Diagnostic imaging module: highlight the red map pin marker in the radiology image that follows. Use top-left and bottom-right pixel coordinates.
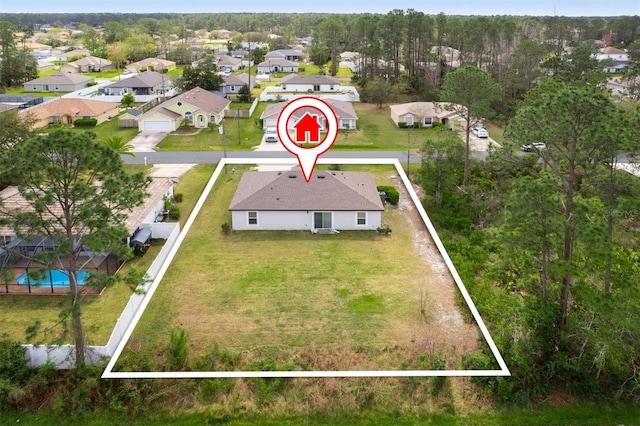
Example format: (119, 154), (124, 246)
(276, 97), (338, 182)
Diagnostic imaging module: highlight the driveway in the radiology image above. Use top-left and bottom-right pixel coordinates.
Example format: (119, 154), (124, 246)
(130, 132), (169, 152)
(253, 134), (286, 152)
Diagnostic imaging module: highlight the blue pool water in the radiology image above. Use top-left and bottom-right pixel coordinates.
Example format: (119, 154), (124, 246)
(17, 270), (90, 287)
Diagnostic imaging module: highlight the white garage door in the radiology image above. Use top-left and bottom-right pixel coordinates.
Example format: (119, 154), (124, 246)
(264, 118), (277, 128)
(142, 121), (171, 132)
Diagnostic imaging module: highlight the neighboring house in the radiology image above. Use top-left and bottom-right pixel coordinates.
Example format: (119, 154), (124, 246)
(126, 58), (176, 73)
(37, 60), (56, 72)
(216, 55), (243, 73)
(296, 36), (315, 45)
(260, 98), (358, 130)
(389, 102), (465, 129)
(103, 71), (170, 95)
(61, 56), (114, 73)
(22, 98), (119, 128)
(607, 76), (640, 98)
(230, 49), (248, 58)
(265, 49), (305, 62)
(56, 49), (90, 62)
(595, 47), (631, 73)
(257, 58), (299, 74)
(220, 75), (248, 96)
(214, 29), (232, 39)
(24, 73), (95, 93)
(233, 73), (256, 88)
(0, 95), (43, 109)
(118, 109), (143, 128)
(280, 75), (341, 93)
(137, 87), (231, 132)
(228, 170), (384, 231)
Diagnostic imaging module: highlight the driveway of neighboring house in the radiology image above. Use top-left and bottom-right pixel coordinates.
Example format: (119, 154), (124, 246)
(465, 132), (500, 151)
(253, 134), (287, 152)
(130, 132), (169, 152)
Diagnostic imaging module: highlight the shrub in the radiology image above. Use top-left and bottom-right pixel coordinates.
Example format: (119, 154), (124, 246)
(73, 118), (98, 128)
(87, 81), (98, 87)
(167, 329), (190, 371)
(377, 224), (392, 235)
(168, 206), (181, 220)
(172, 193), (183, 203)
(221, 222), (231, 234)
(398, 122), (408, 128)
(328, 164), (341, 171)
(377, 185), (400, 205)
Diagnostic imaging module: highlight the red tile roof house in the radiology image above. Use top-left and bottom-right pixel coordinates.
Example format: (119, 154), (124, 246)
(137, 87), (230, 132)
(229, 170), (384, 231)
(260, 98), (358, 130)
(21, 98), (119, 128)
(23, 73), (95, 93)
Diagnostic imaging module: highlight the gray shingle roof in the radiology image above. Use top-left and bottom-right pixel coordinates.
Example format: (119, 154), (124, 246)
(25, 73), (94, 85)
(280, 74), (340, 85)
(105, 71), (166, 89)
(260, 99), (357, 121)
(229, 170), (384, 212)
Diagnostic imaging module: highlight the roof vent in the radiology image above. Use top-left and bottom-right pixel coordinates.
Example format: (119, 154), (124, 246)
(317, 175), (325, 179)
(288, 175), (296, 178)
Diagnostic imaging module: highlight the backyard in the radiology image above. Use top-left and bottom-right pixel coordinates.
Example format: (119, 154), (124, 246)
(0, 164), (214, 346)
(121, 165), (483, 372)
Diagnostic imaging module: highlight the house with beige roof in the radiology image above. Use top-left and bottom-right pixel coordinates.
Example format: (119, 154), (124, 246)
(389, 102), (466, 130)
(260, 98), (358, 130)
(24, 73), (95, 93)
(126, 58), (176, 73)
(61, 56), (114, 73)
(229, 170), (384, 231)
(22, 98), (119, 128)
(137, 87), (231, 132)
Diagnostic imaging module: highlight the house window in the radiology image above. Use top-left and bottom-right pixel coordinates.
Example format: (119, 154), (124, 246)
(177, 101), (183, 106)
(248, 211), (258, 226)
(230, 85), (235, 92)
(0, 236), (11, 247)
(53, 116), (61, 123)
(356, 212), (367, 226)
(405, 114), (414, 126)
(314, 211), (332, 229)
(313, 85), (320, 91)
(184, 112), (193, 122)
(340, 119), (350, 129)
(210, 115), (217, 124)
(424, 117), (432, 126)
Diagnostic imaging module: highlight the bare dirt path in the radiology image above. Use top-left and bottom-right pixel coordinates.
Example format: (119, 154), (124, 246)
(394, 179), (480, 361)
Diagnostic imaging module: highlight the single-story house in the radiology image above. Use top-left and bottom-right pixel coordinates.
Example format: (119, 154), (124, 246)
(216, 55), (243, 73)
(260, 98), (358, 130)
(0, 95), (43, 109)
(22, 98), (119, 128)
(103, 71), (170, 95)
(607, 76), (639, 98)
(230, 49), (248, 58)
(389, 102), (466, 129)
(24, 73), (95, 93)
(257, 58), (299, 74)
(126, 58), (176, 73)
(61, 56), (114, 73)
(37, 60), (56, 73)
(280, 75), (341, 93)
(118, 109), (143, 128)
(137, 87), (231, 132)
(56, 49), (90, 62)
(297, 36), (315, 45)
(229, 170), (384, 231)
(265, 49), (305, 62)
(220, 75), (248, 96)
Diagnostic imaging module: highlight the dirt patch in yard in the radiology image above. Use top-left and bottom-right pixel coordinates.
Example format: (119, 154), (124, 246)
(393, 178), (480, 360)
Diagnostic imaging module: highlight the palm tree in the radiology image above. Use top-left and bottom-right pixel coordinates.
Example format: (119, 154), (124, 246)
(100, 136), (135, 157)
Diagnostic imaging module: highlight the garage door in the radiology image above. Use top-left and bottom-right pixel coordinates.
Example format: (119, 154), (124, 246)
(265, 118), (277, 128)
(142, 121), (171, 132)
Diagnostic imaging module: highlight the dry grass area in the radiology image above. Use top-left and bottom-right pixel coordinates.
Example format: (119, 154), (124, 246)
(128, 166), (481, 371)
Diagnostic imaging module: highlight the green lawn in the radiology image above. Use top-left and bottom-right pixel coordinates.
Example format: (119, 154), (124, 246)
(157, 102), (452, 151)
(5, 86), (62, 97)
(49, 112), (140, 143)
(124, 166), (477, 371)
(82, 71), (122, 79)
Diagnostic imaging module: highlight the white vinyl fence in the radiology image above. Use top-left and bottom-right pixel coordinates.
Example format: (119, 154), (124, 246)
(23, 223), (181, 368)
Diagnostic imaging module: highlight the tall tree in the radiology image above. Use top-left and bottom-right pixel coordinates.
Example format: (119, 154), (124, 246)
(0, 130), (150, 367)
(417, 133), (464, 208)
(318, 16), (345, 76)
(440, 65), (503, 185)
(175, 54), (223, 92)
(505, 81), (618, 329)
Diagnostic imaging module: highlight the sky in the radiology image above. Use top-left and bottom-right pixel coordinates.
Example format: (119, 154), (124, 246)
(2, 0), (638, 16)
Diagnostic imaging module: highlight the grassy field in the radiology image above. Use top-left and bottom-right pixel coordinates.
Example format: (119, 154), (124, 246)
(48, 112), (140, 142)
(124, 165), (479, 371)
(0, 165), (211, 345)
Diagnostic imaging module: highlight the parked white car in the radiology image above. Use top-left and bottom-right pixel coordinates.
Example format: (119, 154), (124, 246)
(471, 127), (489, 138)
(265, 127), (278, 143)
(521, 142), (547, 152)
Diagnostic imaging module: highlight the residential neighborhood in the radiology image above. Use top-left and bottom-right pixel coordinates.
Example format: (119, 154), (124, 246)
(0, 8), (640, 425)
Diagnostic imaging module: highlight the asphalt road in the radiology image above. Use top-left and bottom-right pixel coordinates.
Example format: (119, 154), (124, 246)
(122, 150), (492, 165)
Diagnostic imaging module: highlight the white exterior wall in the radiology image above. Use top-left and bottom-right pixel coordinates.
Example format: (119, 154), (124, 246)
(232, 210), (381, 231)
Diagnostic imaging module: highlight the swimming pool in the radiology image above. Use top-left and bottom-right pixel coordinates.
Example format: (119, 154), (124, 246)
(17, 270), (90, 287)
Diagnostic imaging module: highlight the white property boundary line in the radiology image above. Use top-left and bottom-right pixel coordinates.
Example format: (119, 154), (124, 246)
(102, 158), (510, 378)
